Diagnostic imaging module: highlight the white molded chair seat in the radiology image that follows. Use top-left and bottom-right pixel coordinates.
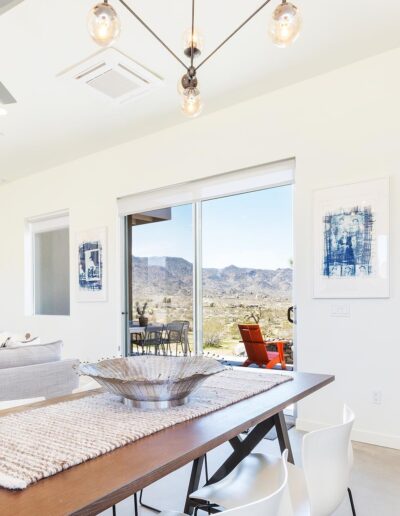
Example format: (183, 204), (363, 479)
(160, 450), (289, 516)
(189, 405), (355, 516)
(190, 453), (288, 510)
(190, 454), (310, 515)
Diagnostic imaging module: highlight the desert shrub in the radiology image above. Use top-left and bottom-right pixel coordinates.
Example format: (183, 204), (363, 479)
(203, 319), (224, 348)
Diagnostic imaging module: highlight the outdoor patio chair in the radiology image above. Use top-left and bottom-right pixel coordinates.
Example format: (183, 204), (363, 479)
(132, 325), (165, 355)
(238, 324), (286, 369)
(163, 320), (191, 356)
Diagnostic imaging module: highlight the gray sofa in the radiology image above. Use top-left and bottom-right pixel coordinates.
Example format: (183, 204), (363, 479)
(0, 341), (79, 402)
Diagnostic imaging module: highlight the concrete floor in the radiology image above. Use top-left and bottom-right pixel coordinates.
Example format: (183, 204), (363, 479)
(100, 428), (400, 516)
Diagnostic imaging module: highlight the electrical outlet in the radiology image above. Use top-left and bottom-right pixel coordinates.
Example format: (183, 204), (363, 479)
(372, 390), (382, 405)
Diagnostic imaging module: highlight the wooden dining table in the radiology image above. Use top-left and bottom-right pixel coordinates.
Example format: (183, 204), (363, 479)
(0, 370), (333, 516)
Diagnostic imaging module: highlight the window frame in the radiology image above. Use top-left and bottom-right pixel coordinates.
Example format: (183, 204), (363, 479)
(121, 160), (295, 356)
(25, 210), (70, 317)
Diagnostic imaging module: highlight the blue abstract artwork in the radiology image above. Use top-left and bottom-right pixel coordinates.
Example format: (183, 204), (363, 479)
(323, 206), (374, 278)
(79, 240), (103, 291)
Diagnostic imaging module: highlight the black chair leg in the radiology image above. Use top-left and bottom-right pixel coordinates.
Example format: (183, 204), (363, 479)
(193, 503), (219, 515)
(112, 493), (138, 516)
(348, 487), (356, 516)
(139, 489), (161, 513)
(140, 455), (209, 514)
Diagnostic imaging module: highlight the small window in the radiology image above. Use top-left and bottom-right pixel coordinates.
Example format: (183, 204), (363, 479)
(27, 213), (70, 316)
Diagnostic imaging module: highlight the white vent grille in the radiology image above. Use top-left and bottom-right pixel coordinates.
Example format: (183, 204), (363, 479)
(58, 48), (163, 104)
(88, 69), (141, 98)
(0, 0), (24, 16)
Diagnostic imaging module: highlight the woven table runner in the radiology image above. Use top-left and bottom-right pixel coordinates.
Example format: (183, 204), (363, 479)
(0, 369), (291, 490)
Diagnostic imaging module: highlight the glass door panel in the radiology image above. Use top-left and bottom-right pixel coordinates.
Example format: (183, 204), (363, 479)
(201, 186), (293, 364)
(128, 204), (193, 355)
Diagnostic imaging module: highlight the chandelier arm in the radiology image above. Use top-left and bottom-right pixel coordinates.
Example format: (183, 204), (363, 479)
(191, 0), (195, 68)
(116, 0), (188, 70)
(196, 0), (273, 71)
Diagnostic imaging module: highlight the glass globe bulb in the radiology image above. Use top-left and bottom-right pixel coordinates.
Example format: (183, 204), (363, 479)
(181, 88), (203, 118)
(183, 27), (204, 58)
(88, 2), (120, 47)
(269, 1), (301, 48)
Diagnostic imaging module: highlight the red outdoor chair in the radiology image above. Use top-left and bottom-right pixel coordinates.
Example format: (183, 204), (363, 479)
(238, 324), (286, 370)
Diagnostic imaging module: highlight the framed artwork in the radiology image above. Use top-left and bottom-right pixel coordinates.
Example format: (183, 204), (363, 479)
(76, 227), (107, 302)
(313, 178), (389, 298)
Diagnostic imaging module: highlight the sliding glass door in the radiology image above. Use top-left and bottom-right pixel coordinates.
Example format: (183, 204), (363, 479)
(125, 172), (293, 365)
(202, 186), (293, 361)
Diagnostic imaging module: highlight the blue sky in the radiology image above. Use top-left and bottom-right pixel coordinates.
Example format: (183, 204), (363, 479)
(132, 185), (293, 270)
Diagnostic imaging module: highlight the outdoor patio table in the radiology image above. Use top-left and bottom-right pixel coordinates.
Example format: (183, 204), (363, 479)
(130, 324), (165, 334)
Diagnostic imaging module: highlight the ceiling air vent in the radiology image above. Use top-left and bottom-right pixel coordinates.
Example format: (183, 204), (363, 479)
(0, 0), (24, 16)
(58, 48), (163, 104)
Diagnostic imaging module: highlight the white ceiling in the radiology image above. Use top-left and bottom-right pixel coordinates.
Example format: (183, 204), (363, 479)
(1, 0), (400, 182)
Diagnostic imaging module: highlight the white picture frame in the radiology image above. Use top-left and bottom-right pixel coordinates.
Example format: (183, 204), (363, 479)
(313, 178), (389, 299)
(76, 227), (107, 302)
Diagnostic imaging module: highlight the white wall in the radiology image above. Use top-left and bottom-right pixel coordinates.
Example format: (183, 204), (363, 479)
(1, 48), (399, 448)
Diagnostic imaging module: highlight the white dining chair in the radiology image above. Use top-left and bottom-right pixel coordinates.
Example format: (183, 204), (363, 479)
(188, 405), (356, 516)
(159, 450), (289, 516)
(298, 404), (356, 516)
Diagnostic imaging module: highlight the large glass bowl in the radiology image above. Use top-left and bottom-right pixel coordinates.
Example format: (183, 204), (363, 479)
(79, 355), (225, 409)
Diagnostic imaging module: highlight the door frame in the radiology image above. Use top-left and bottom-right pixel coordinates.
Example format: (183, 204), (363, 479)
(119, 159), (296, 361)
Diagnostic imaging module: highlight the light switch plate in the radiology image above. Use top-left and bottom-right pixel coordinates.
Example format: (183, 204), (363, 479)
(330, 303), (351, 317)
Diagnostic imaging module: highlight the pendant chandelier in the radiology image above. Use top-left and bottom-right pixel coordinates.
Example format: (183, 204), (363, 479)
(87, 0), (302, 118)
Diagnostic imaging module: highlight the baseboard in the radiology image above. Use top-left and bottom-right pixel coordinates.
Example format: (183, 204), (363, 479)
(296, 418), (400, 450)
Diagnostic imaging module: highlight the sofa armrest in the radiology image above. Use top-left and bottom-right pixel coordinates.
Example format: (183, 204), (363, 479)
(0, 359), (80, 402)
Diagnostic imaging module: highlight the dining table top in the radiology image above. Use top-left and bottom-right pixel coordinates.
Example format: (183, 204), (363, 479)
(0, 369), (334, 516)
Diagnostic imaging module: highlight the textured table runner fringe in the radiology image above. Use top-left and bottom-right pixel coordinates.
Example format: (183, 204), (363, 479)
(0, 369), (291, 490)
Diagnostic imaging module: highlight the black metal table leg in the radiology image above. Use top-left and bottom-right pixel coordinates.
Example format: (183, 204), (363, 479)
(228, 435), (243, 451)
(183, 455), (205, 515)
(205, 417), (275, 486)
(274, 411), (294, 464)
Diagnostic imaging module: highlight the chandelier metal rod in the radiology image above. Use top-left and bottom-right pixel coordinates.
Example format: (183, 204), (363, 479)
(116, 0), (188, 70)
(196, 0), (273, 71)
(191, 0), (195, 69)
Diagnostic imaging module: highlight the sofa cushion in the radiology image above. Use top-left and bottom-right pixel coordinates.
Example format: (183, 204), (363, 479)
(0, 332), (39, 348)
(6, 337), (41, 348)
(0, 341), (62, 369)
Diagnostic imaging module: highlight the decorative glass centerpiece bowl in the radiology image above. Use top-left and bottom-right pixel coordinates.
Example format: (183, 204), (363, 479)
(79, 355), (225, 409)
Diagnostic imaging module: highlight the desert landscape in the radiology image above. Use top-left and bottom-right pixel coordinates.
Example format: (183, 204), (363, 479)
(132, 256), (293, 362)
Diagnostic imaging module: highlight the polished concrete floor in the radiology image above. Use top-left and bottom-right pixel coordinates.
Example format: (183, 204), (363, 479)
(100, 428), (400, 516)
